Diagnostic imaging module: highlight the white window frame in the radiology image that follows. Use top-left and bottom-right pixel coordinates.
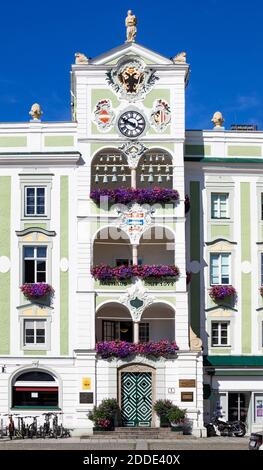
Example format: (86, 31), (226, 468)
(23, 245), (47, 284)
(211, 321), (230, 347)
(210, 253), (231, 285)
(20, 175), (52, 221)
(24, 186), (46, 217)
(24, 319), (46, 346)
(19, 316), (52, 351)
(211, 192), (229, 219)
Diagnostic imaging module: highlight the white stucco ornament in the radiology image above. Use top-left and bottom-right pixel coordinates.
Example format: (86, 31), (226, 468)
(0, 256), (10, 273)
(114, 202), (154, 244)
(241, 261), (252, 274)
(119, 280), (155, 321)
(60, 258), (69, 272)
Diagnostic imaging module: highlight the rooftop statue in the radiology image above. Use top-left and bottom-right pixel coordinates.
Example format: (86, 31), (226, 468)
(173, 52), (187, 63)
(75, 52), (89, 64)
(211, 111), (225, 128)
(29, 103), (43, 121)
(125, 10), (137, 42)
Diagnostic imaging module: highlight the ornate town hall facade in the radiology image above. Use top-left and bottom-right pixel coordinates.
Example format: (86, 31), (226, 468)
(0, 14), (263, 435)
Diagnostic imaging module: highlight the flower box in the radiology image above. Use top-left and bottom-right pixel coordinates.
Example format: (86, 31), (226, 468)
(20, 283), (54, 301)
(91, 264), (180, 285)
(96, 340), (179, 359)
(90, 187), (180, 205)
(209, 285), (236, 302)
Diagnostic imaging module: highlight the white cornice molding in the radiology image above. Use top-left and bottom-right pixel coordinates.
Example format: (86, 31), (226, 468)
(0, 152), (81, 167)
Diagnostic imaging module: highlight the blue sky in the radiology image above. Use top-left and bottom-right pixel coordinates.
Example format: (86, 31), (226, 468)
(0, 0), (262, 129)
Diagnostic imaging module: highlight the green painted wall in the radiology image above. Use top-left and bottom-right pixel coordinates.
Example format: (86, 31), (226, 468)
(227, 146), (261, 157)
(144, 89), (170, 109)
(190, 181), (200, 335)
(240, 182), (251, 353)
(44, 136), (74, 147)
(0, 136), (27, 147)
(60, 176), (69, 355)
(0, 177), (11, 354)
(211, 224), (230, 238)
(185, 145), (211, 156)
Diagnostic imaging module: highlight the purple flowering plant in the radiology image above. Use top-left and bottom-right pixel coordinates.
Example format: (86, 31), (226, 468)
(209, 285), (236, 301)
(90, 187), (180, 205)
(96, 340), (179, 359)
(91, 264), (180, 285)
(20, 283), (54, 300)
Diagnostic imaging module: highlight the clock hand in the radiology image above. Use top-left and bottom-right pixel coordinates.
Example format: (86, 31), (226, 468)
(123, 117), (137, 128)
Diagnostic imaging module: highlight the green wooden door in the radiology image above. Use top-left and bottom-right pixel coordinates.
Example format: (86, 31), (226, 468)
(121, 372), (152, 427)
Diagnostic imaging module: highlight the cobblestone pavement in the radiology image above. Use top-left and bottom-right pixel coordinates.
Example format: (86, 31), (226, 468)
(0, 437), (249, 450)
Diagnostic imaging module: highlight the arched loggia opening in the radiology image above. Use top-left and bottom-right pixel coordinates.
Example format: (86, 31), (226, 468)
(138, 226), (175, 265)
(91, 149), (131, 191)
(93, 227), (132, 266)
(140, 303), (175, 343)
(96, 303), (133, 343)
(136, 149), (173, 189)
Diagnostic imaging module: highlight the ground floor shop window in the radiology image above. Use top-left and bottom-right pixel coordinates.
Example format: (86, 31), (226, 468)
(12, 370), (59, 409)
(254, 394), (263, 423)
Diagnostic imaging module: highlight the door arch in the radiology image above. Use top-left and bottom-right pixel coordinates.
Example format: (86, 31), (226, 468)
(118, 364), (156, 427)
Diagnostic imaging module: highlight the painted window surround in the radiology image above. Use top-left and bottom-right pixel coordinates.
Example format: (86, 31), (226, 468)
(210, 252), (231, 285)
(206, 182), (234, 227)
(206, 240), (236, 302)
(211, 193), (229, 219)
(211, 321), (230, 347)
(20, 173), (53, 221)
(19, 315), (52, 351)
(19, 240), (53, 301)
(206, 310), (235, 351)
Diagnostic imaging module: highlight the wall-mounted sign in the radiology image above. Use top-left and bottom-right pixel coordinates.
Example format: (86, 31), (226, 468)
(82, 377), (91, 390)
(179, 379), (196, 388)
(79, 392), (93, 404)
(181, 392), (194, 402)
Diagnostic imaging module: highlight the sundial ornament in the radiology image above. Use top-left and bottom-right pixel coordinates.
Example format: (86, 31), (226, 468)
(106, 57), (159, 102)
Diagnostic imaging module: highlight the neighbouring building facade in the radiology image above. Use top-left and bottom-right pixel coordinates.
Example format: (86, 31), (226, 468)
(0, 18), (263, 435)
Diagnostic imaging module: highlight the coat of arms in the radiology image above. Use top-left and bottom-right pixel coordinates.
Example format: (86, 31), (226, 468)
(150, 99), (171, 132)
(106, 56), (159, 102)
(93, 99), (115, 131)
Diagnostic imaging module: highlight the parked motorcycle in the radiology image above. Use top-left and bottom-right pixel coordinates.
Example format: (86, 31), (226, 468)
(206, 416), (246, 437)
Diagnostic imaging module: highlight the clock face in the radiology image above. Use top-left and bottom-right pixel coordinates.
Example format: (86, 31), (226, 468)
(118, 111), (146, 138)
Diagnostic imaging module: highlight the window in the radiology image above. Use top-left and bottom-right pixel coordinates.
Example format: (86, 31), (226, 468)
(261, 194), (263, 221)
(210, 253), (230, 285)
(139, 323), (149, 342)
(25, 187), (46, 216)
(102, 320), (133, 342)
(24, 320), (46, 346)
(211, 193), (229, 219)
(23, 246), (47, 283)
(211, 321), (230, 346)
(116, 259), (142, 266)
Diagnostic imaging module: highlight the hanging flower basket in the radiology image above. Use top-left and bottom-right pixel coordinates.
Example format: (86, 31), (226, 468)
(209, 285), (236, 302)
(90, 187), (180, 205)
(20, 283), (54, 301)
(91, 264), (180, 285)
(185, 195), (190, 214)
(96, 340), (179, 359)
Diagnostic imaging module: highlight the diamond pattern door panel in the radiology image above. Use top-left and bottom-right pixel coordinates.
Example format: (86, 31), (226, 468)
(121, 372), (152, 427)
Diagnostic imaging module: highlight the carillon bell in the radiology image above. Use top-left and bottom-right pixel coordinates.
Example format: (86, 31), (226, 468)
(95, 174), (99, 183)
(103, 174), (108, 183)
(122, 174), (126, 182)
(112, 174), (117, 182)
(148, 173), (154, 183)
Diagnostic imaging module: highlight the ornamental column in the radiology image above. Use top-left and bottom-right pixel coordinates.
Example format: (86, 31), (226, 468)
(133, 321), (139, 343)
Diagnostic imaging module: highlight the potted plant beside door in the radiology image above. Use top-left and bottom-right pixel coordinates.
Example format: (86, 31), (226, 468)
(167, 406), (187, 433)
(153, 400), (174, 427)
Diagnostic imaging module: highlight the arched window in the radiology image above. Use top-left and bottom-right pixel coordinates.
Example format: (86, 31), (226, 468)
(12, 370), (59, 409)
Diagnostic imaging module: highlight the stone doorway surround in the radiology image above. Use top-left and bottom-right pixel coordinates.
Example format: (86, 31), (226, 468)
(118, 363), (157, 427)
